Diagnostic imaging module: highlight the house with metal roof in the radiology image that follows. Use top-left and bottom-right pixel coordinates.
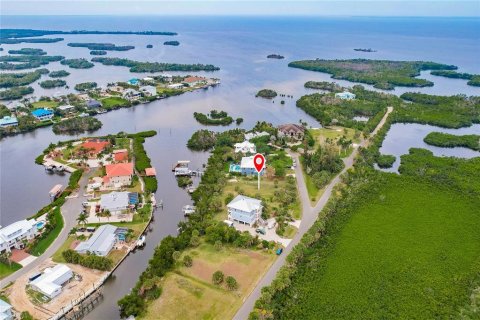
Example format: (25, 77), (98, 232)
(86, 99), (102, 109)
(57, 105), (76, 113)
(0, 299), (13, 320)
(30, 264), (73, 299)
(335, 91), (356, 100)
(234, 141), (256, 154)
(31, 108), (54, 121)
(0, 219), (38, 254)
(0, 116), (18, 128)
(227, 195), (263, 226)
(139, 85), (157, 96)
(239, 156), (265, 176)
(100, 191), (130, 214)
(75, 224), (118, 256)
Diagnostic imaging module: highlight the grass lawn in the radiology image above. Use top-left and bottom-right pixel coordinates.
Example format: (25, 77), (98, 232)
(282, 225), (297, 239)
(86, 213), (149, 236)
(31, 101), (59, 109)
(309, 127), (358, 146)
(0, 262), (22, 280)
(273, 176), (480, 319)
(30, 208), (64, 256)
(299, 157), (325, 204)
(222, 174), (301, 220)
(100, 96), (129, 109)
(52, 236), (77, 263)
(115, 137), (131, 151)
(143, 243), (275, 320)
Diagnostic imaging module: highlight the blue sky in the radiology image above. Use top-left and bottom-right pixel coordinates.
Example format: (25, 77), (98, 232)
(2, 0), (479, 16)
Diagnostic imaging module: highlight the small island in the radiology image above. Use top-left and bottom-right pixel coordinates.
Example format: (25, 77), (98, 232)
(146, 44), (153, 48)
(91, 57), (219, 72)
(68, 42), (135, 51)
(61, 58), (94, 69)
(267, 54), (284, 59)
(354, 48), (377, 52)
(52, 116), (102, 135)
(256, 89), (278, 99)
(0, 69), (48, 88)
(193, 110), (234, 126)
(90, 50), (107, 55)
(0, 54), (64, 70)
(49, 70), (70, 78)
(164, 41), (180, 46)
(423, 132), (480, 151)
(74, 82), (98, 91)
(376, 154), (396, 168)
(39, 79), (67, 89)
(430, 70), (480, 87)
(0, 86), (34, 100)
(8, 48), (47, 55)
(288, 59), (459, 90)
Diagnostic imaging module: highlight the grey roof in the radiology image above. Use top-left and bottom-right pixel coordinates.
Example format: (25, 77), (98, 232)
(87, 100), (102, 108)
(75, 224), (117, 254)
(227, 195), (262, 213)
(100, 192), (130, 211)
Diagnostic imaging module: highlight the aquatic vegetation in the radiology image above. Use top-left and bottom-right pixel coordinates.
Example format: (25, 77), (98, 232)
(0, 54), (64, 70)
(430, 70), (480, 87)
(8, 48), (47, 55)
(0, 69), (48, 88)
(52, 117), (102, 134)
(68, 42), (135, 51)
(376, 154), (396, 168)
(91, 57), (220, 72)
(74, 81), (97, 91)
(193, 110), (234, 126)
(267, 54), (284, 59)
(163, 41), (180, 46)
(256, 89), (277, 98)
(0, 86), (34, 100)
(304, 81), (343, 92)
(39, 79), (66, 89)
(48, 70), (70, 78)
(289, 59), (458, 90)
(89, 50), (107, 55)
(61, 58), (94, 69)
(423, 132), (480, 151)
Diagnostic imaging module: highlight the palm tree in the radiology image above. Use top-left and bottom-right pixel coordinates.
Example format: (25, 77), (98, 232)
(77, 212), (88, 228)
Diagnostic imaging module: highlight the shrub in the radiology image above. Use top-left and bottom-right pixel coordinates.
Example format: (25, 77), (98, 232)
(212, 270), (224, 285)
(183, 255), (193, 267)
(225, 276), (238, 290)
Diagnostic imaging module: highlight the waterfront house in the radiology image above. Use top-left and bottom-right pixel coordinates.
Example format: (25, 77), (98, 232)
(0, 219), (38, 254)
(335, 91), (356, 100)
(245, 131), (269, 141)
(182, 76), (207, 87)
(234, 141), (256, 154)
(239, 156), (265, 175)
(167, 83), (184, 89)
(278, 124), (305, 140)
(123, 88), (141, 100)
(75, 224), (118, 256)
(30, 264), (73, 299)
(80, 139), (110, 158)
(57, 105), (76, 113)
(139, 85), (157, 96)
(100, 191), (131, 214)
(31, 108), (54, 121)
(87, 99), (102, 109)
(0, 299), (14, 320)
(103, 162), (134, 188)
(0, 116), (18, 128)
(142, 77), (154, 82)
(161, 74), (173, 82)
(227, 195), (263, 226)
(113, 149), (129, 162)
(127, 78), (139, 85)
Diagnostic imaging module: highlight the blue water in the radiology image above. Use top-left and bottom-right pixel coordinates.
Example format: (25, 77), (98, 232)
(0, 16), (479, 319)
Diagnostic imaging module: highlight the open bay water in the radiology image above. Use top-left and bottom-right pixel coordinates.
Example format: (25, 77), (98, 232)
(0, 16), (479, 319)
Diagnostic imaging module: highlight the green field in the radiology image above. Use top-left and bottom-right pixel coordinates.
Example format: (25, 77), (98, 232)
(100, 96), (130, 109)
(0, 262), (22, 280)
(271, 175), (480, 319)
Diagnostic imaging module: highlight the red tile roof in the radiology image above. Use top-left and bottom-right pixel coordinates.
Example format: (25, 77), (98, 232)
(183, 76), (205, 83)
(114, 150), (128, 162)
(105, 162), (134, 177)
(145, 167), (156, 176)
(81, 140), (110, 155)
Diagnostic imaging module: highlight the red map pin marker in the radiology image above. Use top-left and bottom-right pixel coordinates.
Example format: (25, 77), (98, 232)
(253, 153), (265, 173)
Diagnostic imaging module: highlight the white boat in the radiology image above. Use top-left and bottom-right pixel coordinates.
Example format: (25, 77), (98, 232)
(182, 205), (196, 216)
(150, 194), (157, 207)
(136, 235), (146, 247)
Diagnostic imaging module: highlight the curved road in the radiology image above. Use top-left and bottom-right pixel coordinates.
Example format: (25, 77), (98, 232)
(1, 171), (92, 287)
(233, 107), (393, 319)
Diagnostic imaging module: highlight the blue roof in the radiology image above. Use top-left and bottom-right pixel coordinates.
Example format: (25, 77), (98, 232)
(32, 108), (53, 117)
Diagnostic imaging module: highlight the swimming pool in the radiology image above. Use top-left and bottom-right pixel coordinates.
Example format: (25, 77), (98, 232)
(36, 221), (45, 230)
(229, 164), (241, 173)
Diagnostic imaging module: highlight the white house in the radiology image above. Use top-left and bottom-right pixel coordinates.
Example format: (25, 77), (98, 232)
(0, 219), (38, 254)
(0, 116), (18, 128)
(167, 83), (184, 90)
(245, 131), (269, 141)
(30, 264), (73, 299)
(100, 192), (130, 214)
(227, 195), (263, 226)
(234, 141), (256, 154)
(122, 88), (141, 100)
(335, 91), (356, 100)
(139, 85), (157, 96)
(0, 300), (13, 320)
(239, 156), (264, 176)
(75, 224), (118, 256)
(57, 105), (76, 113)
(103, 162), (134, 188)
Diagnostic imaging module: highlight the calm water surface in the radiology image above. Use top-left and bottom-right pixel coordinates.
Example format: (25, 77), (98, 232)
(0, 16), (479, 319)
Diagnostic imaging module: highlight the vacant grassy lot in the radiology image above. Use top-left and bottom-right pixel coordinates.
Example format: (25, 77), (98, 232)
(31, 100), (59, 109)
(143, 243), (275, 320)
(272, 176), (480, 319)
(0, 262), (22, 280)
(100, 96), (129, 109)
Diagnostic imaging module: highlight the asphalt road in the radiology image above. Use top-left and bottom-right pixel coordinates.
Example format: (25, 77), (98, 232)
(1, 170), (91, 287)
(233, 107), (393, 319)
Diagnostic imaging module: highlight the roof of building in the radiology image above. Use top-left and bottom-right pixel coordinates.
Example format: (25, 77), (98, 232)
(0, 116), (18, 125)
(335, 91), (356, 98)
(58, 105), (75, 111)
(227, 195), (262, 213)
(0, 299), (12, 313)
(31, 108), (53, 117)
(75, 224), (118, 254)
(183, 76), (205, 83)
(100, 192), (130, 211)
(30, 264), (72, 297)
(105, 162), (133, 177)
(0, 219), (36, 245)
(278, 123), (305, 134)
(81, 139), (110, 154)
(87, 99), (102, 107)
(113, 150), (128, 162)
(240, 156), (256, 169)
(234, 141), (256, 153)
(145, 167), (156, 176)
(245, 131), (269, 141)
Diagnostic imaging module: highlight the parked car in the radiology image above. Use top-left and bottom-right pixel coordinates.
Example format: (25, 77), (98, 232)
(255, 228), (266, 235)
(276, 248), (283, 255)
(82, 201), (89, 207)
